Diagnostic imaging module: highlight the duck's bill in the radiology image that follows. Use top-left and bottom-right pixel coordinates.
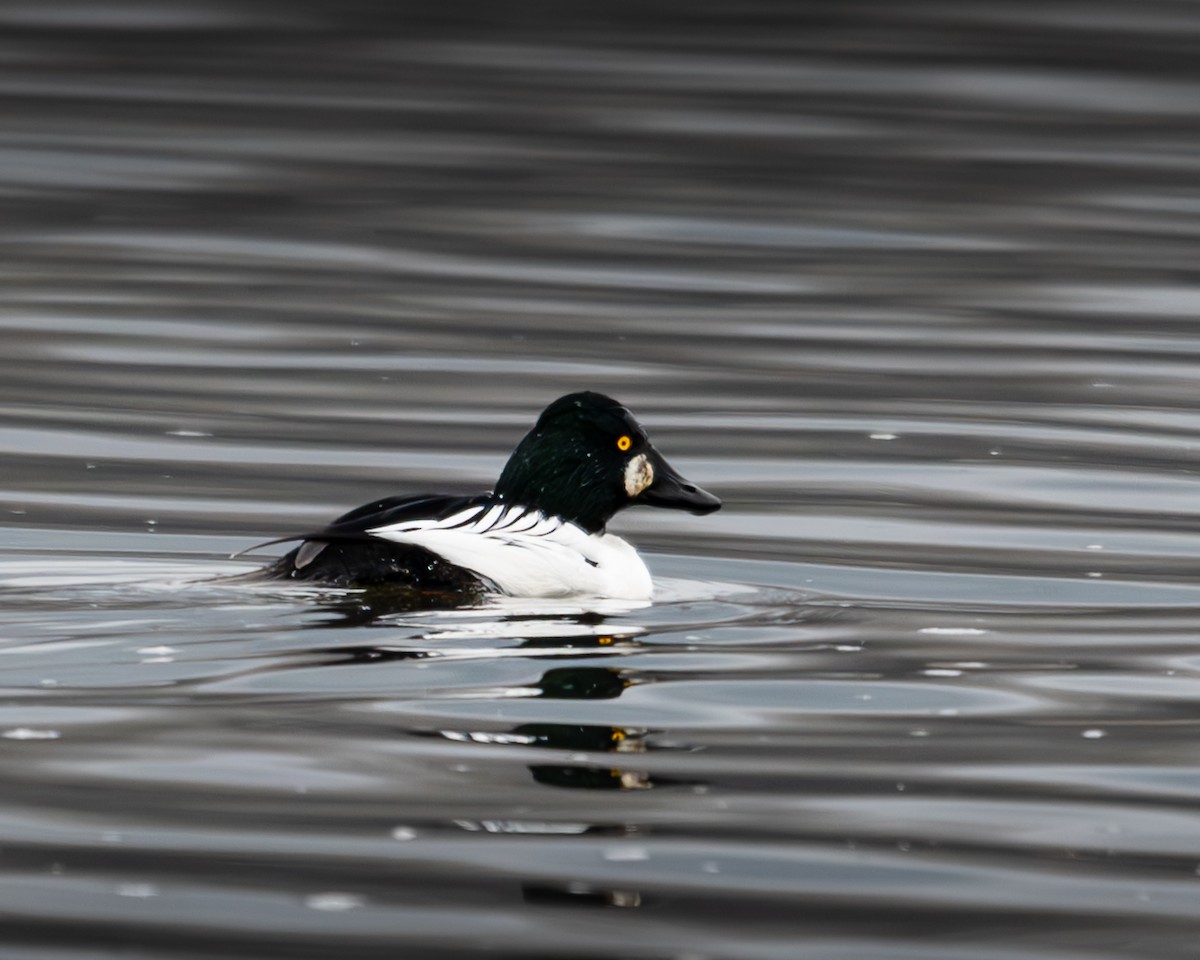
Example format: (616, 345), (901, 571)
(640, 454), (722, 515)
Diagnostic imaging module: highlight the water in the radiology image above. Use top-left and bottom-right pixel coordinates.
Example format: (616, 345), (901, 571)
(2, 3), (1200, 957)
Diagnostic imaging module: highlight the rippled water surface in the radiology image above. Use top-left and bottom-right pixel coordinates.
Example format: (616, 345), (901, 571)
(3, 3), (1200, 958)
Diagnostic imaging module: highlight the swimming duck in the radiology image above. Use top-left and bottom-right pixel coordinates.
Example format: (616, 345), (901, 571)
(244, 392), (720, 599)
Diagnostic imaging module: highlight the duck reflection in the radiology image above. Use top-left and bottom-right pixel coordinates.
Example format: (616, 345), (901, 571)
(307, 584), (486, 626)
(448, 820), (646, 908)
(521, 883), (642, 908)
(416, 663), (659, 789)
(462, 664), (696, 791)
(535, 665), (629, 699)
(315, 617), (693, 792)
(517, 717), (654, 791)
(306, 584), (648, 628)
(316, 631), (637, 667)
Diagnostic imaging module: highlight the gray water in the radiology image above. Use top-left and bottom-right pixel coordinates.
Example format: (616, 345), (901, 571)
(3, 3), (1200, 958)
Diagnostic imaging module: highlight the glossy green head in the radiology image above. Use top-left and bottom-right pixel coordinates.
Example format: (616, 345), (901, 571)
(494, 392), (721, 534)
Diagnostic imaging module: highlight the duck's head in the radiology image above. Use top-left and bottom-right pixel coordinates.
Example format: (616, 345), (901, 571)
(494, 392), (721, 533)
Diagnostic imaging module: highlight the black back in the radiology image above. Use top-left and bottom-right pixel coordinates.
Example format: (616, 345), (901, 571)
(245, 493), (492, 591)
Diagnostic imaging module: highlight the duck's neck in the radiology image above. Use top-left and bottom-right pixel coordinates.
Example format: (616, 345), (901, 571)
(494, 436), (620, 534)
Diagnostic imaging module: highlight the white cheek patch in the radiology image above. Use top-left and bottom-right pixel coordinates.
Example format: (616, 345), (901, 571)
(624, 454), (654, 497)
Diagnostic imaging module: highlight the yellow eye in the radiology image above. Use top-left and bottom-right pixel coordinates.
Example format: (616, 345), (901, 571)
(616, 435), (632, 452)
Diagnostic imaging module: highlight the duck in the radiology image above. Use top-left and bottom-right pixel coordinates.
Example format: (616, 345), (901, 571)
(241, 392), (720, 600)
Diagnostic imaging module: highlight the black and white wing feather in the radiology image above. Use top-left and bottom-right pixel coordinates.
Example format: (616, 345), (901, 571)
(235, 494), (492, 558)
(367, 502), (651, 598)
(240, 493), (652, 599)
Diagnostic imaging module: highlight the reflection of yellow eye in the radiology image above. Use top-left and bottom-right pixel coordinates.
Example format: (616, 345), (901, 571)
(617, 435), (632, 452)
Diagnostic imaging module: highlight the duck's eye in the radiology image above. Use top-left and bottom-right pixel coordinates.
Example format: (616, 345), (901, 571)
(616, 435), (632, 452)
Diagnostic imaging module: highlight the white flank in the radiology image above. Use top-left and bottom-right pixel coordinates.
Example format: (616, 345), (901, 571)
(367, 505), (653, 600)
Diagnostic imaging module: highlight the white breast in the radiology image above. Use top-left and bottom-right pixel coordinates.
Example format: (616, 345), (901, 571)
(366, 504), (653, 600)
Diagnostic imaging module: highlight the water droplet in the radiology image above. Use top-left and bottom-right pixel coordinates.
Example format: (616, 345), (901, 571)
(390, 826), (417, 841)
(603, 845), (649, 862)
(117, 883), (158, 898)
(1082, 729), (1106, 739)
(304, 892), (363, 912)
(3, 728), (60, 740)
(919, 627), (987, 636)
